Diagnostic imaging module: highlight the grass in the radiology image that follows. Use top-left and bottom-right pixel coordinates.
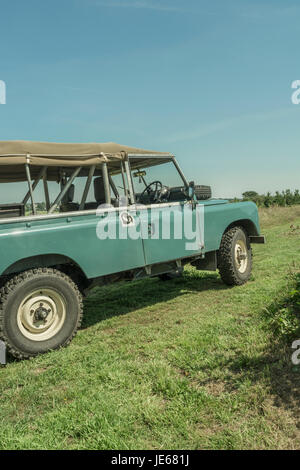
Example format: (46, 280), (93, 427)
(0, 207), (300, 450)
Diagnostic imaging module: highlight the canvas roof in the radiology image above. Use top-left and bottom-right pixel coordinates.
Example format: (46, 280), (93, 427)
(0, 141), (173, 182)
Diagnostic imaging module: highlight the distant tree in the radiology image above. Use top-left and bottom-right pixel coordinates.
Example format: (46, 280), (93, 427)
(274, 191), (285, 206)
(242, 191), (259, 200)
(263, 192), (272, 208)
(284, 189), (293, 206)
(294, 190), (300, 204)
(36, 202), (46, 212)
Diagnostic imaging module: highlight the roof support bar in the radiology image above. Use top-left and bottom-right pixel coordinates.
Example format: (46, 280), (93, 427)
(102, 162), (111, 205)
(108, 174), (118, 199)
(48, 167), (82, 214)
(120, 162), (128, 202)
(43, 171), (50, 211)
(172, 158), (189, 188)
(124, 160), (135, 205)
(25, 162), (36, 215)
(79, 165), (95, 211)
(23, 166), (47, 205)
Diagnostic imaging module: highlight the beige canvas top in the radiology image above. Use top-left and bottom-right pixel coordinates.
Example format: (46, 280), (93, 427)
(0, 141), (173, 182)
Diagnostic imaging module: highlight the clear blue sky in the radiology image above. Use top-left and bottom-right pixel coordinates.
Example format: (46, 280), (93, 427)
(0, 0), (300, 198)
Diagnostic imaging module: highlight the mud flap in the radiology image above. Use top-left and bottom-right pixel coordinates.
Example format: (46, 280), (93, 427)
(0, 340), (6, 365)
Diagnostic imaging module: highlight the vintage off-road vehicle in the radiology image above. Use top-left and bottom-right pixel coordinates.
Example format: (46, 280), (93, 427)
(0, 141), (264, 359)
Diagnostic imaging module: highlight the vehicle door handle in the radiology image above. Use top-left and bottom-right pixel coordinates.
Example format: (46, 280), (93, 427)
(120, 211), (134, 225)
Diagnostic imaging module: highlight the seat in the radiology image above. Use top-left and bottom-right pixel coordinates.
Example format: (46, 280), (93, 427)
(60, 184), (79, 212)
(94, 177), (106, 204)
(0, 203), (25, 218)
(84, 177), (109, 210)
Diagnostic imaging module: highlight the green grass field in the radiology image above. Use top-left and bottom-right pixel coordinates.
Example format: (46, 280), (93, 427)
(0, 206), (300, 450)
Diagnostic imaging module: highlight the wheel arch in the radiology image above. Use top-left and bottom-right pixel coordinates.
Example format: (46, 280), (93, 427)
(1, 254), (89, 288)
(223, 218), (259, 239)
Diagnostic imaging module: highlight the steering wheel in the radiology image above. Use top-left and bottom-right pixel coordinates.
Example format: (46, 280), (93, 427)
(139, 181), (169, 203)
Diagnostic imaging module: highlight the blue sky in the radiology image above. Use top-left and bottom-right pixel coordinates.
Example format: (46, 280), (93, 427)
(0, 0), (300, 198)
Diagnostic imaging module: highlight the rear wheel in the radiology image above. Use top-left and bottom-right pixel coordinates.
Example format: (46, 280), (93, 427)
(217, 226), (252, 286)
(0, 268), (83, 359)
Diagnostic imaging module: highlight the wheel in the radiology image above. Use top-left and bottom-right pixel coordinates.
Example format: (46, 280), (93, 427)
(0, 268), (83, 359)
(195, 185), (211, 200)
(217, 226), (252, 286)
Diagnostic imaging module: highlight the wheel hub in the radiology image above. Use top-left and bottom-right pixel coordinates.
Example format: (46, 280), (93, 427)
(33, 302), (52, 321)
(234, 240), (248, 274)
(17, 289), (66, 341)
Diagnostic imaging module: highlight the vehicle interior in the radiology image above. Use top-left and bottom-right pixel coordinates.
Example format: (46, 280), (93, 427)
(0, 156), (190, 218)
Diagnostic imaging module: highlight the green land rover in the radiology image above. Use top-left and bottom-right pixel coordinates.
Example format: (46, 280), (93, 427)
(0, 141), (264, 359)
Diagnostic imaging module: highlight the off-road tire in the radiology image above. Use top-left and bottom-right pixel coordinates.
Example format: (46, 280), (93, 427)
(217, 226), (252, 286)
(0, 268), (83, 359)
(195, 185), (211, 200)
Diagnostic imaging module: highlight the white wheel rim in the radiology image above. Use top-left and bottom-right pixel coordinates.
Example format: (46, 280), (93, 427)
(17, 288), (66, 341)
(234, 239), (248, 274)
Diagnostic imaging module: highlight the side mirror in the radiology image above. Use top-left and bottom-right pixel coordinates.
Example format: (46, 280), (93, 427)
(188, 181), (195, 199)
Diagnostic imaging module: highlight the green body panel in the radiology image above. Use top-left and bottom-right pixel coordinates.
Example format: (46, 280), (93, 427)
(202, 199), (260, 252)
(137, 203), (203, 265)
(0, 199), (260, 279)
(0, 212), (145, 278)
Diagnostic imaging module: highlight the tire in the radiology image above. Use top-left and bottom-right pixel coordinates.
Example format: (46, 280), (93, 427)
(0, 268), (83, 359)
(217, 226), (252, 286)
(195, 185), (211, 200)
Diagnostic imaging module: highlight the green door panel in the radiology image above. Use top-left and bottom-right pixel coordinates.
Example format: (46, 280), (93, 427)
(0, 211), (145, 278)
(138, 202), (204, 265)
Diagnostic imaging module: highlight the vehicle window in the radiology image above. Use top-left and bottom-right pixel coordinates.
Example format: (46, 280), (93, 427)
(130, 160), (185, 204)
(109, 173), (126, 199)
(0, 161), (184, 216)
(0, 182), (29, 204)
(131, 160), (184, 194)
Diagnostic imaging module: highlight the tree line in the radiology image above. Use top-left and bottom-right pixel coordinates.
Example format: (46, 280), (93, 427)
(27, 190), (300, 211)
(232, 190), (300, 207)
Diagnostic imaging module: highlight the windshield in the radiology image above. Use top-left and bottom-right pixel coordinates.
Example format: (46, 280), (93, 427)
(130, 160), (185, 194)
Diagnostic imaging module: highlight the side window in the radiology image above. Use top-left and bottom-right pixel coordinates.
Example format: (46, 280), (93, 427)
(1, 163), (135, 216)
(109, 173), (126, 201)
(0, 182), (29, 204)
(60, 174), (101, 212)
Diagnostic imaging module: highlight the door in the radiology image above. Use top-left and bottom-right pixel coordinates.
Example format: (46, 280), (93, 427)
(94, 205), (145, 277)
(137, 201), (204, 266)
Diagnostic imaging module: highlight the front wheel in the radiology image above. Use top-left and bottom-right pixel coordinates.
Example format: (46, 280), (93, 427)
(217, 226), (252, 286)
(0, 268), (83, 359)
